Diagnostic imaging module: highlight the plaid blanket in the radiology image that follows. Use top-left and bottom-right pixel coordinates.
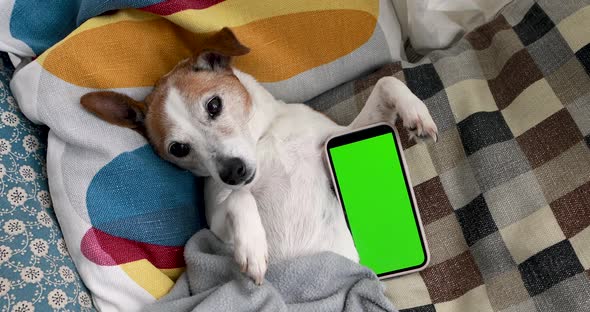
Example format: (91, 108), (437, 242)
(308, 0), (590, 311)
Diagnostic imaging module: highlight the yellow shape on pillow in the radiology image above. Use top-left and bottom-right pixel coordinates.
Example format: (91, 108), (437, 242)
(160, 267), (185, 281)
(120, 259), (179, 299)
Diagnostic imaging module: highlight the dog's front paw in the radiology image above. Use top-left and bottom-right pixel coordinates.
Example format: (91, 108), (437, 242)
(234, 227), (268, 285)
(397, 97), (438, 142)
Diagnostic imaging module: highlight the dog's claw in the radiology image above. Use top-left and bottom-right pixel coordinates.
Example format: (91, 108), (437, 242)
(399, 99), (438, 143)
(428, 129), (438, 143)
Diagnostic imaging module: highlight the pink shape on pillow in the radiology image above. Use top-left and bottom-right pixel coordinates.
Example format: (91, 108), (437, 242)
(81, 227), (185, 268)
(140, 0), (225, 15)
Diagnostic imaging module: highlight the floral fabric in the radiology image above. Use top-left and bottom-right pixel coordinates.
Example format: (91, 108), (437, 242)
(0, 53), (95, 311)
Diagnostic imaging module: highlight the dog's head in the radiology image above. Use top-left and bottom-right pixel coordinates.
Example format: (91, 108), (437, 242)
(81, 28), (257, 188)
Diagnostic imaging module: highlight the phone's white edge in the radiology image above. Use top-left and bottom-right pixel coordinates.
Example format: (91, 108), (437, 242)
(323, 122), (431, 280)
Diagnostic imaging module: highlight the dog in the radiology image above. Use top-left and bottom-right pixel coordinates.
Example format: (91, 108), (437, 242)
(81, 28), (438, 285)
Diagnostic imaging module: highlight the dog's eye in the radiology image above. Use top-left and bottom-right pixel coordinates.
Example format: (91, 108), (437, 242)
(206, 96), (222, 119)
(168, 142), (191, 158)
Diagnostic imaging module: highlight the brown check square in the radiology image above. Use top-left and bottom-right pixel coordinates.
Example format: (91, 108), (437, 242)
(420, 251), (484, 303)
(517, 109), (584, 168)
(488, 49), (544, 110)
(466, 15), (512, 50)
(551, 181), (590, 238)
(413, 177), (454, 225)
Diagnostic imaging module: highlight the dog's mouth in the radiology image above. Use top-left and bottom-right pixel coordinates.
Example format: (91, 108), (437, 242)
(244, 169), (256, 185)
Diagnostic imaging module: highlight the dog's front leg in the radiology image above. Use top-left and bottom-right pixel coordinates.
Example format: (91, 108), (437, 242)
(349, 76), (438, 141)
(222, 189), (268, 285)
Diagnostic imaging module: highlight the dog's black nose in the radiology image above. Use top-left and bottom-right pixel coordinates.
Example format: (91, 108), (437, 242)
(218, 157), (252, 185)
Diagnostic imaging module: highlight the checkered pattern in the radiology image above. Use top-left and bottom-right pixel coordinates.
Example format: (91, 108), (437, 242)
(307, 1), (590, 311)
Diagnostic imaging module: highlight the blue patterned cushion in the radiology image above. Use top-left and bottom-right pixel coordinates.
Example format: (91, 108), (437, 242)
(0, 53), (96, 311)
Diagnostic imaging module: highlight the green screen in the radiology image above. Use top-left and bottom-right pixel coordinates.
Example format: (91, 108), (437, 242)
(329, 132), (425, 275)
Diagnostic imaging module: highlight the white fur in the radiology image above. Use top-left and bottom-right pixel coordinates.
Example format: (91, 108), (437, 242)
(165, 69), (437, 284)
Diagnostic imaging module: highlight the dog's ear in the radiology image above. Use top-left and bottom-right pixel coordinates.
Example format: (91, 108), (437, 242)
(81, 91), (147, 132)
(192, 27), (250, 71)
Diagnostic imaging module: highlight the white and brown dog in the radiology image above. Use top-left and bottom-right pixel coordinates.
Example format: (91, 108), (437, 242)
(81, 28), (437, 284)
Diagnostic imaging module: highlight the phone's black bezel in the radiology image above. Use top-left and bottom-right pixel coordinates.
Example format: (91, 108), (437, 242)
(326, 123), (429, 278)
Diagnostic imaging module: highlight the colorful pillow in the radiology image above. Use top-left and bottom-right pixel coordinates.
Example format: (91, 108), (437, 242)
(0, 53), (95, 311)
(3, 0), (403, 310)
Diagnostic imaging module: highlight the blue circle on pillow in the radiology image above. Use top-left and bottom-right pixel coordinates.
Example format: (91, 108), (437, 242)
(86, 145), (205, 246)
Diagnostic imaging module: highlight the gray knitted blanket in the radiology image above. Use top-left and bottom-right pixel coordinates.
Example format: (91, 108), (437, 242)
(143, 230), (398, 312)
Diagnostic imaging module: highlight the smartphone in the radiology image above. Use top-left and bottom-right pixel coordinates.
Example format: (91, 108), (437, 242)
(325, 122), (429, 279)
